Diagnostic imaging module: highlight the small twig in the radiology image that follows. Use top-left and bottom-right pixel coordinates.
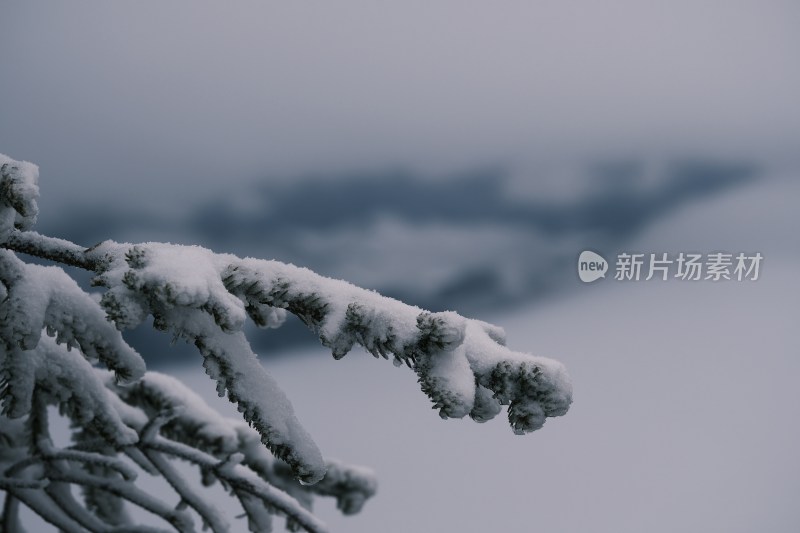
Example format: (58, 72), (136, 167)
(1, 492), (21, 533)
(4, 456), (41, 478)
(107, 527), (176, 533)
(140, 408), (182, 443)
(144, 436), (328, 533)
(6, 488), (85, 533)
(0, 476), (48, 490)
(45, 480), (108, 532)
(2, 230), (97, 270)
(123, 447), (160, 476)
(143, 449), (230, 532)
(65, 439), (160, 476)
(234, 490), (273, 532)
(4, 449), (135, 482)
(48, 449), (137, 480)
(46, 470), (195, 532)
(61, 425), (332, 531)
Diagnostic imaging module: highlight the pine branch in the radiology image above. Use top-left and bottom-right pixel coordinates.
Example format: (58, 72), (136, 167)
(2, 230), (98, 270)
(1, 152), (573, 531)
(235, 490), (274, 532)
(45, 469), (195, 532)
(223, 258), (573, 432)
(288, 459), (377, 516)
(51, 373), (375, 532)
(3, 229), (573, 433)
(3, 449), (135, 484)
(0, 156), (39, 242)
(142, 436), (329, 533)
(0, 477), (48, 490)
(44, 449), (136, 480)
(44, 480), (109, 532)
(0, 336), (140, 445)
(142, 449), (230, 532)
(5, 488), (85, 533)
(1, 493), (22, 533)
(3, 442), (192, 531)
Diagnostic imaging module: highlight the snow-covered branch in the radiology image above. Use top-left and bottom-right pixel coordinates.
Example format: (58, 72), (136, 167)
(0, 155), (39, 243)
(0, 152), (573, 531)
(90, 240), (572, 436)
(3, 229), (573, 437)
(3, 230), (99, 270)
(2, 369), (370, 533)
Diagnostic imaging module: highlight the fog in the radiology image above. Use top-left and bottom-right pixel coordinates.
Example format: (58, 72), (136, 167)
(2, 1), (799, 216)
(2, 2), (799, 531)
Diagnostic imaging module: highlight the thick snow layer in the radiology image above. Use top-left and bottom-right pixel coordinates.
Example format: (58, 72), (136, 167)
(5, 336), (138, 445)
(224, 259), (572, 431)
(88, 231), (572, 490)
(0, 153), (39, 242)
(0, 249), (146, 384)
(113, 371), (240, 453)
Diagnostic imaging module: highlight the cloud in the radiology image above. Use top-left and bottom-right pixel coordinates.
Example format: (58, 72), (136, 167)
(1, 1), (797, 214)
(34, 158), (758, 364)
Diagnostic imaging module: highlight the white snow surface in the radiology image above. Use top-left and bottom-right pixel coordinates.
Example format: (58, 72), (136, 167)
(0, 250), (145, 381)
(0, 153), (39, 242)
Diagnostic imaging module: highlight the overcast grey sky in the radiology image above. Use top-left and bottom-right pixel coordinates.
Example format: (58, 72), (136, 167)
(3, 5), (799, 530)
(2, 1), (799, 215)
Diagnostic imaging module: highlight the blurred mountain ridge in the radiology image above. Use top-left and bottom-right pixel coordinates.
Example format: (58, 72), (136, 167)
(38, 157), (758, 364)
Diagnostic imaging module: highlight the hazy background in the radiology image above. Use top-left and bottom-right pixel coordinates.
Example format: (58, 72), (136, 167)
(2, 1), (798, 531)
